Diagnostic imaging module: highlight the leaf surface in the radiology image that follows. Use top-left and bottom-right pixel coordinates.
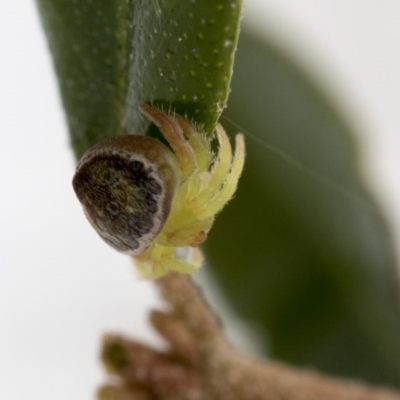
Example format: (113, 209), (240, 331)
(36, 0), (242, 159)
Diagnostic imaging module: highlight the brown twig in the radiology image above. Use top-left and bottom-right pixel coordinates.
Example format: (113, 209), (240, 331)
(98, 272), (400, 400)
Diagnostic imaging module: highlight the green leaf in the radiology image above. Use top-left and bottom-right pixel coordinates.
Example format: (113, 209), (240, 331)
(36, 0), (242, 159)
(204, 28), (400, 387)
(36, 0), (130, 159)
(125, 1), (242, 139)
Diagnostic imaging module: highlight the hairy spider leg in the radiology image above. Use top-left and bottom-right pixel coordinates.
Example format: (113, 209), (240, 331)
(135, 240), (203, 278)
(173, 114), (212, 173)
(196, 134), (245, 219)
(191, 124), (233, 210)
(139, 104), (196, 178)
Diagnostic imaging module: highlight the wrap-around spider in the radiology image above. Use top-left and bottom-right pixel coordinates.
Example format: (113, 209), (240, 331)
(73, 104), (245, 278)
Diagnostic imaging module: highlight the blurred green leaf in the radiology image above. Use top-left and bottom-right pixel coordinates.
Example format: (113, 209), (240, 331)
(36, 0), (242, 159)
(204, 28), (400, 387)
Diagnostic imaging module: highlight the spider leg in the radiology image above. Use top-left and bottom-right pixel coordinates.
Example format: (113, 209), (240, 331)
(191, 124), (233, 209)
(134, 243), (173, 279)
(174, 114), (212, 173)
(134, 244), (203, 278)
(139, 104), (196, 178)
(195, 134), (245, 220)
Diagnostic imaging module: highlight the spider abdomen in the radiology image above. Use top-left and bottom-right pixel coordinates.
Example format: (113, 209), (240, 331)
(72, 135), (179, 255)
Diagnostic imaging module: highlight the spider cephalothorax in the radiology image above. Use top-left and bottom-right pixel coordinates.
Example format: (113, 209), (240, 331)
(73, 104), (245, 278)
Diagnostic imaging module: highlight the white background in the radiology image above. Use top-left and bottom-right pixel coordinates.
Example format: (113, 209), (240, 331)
(1, 1), (400, 399)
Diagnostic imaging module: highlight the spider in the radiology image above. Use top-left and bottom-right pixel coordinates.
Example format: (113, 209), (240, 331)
(72, 104), (245, 278)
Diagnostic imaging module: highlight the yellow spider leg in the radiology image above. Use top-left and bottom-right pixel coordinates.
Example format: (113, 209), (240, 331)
(190, 124), (233, 209)
(156, 177), (214, 247)
(174, 114), (212, 173)
(134, 244), (203, 278)
(134, 243), (174, 279)
(139, 104), (196, 178)
(195, 134), (245, 220)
